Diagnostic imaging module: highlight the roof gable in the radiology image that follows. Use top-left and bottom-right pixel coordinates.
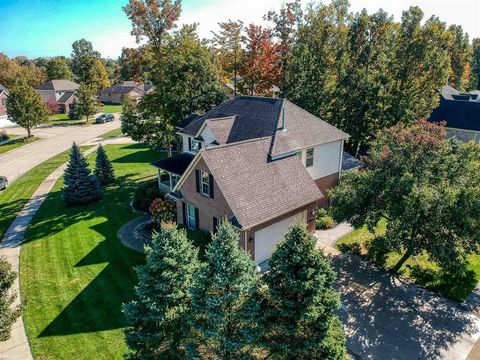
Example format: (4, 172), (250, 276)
(36, 80), (80, 91)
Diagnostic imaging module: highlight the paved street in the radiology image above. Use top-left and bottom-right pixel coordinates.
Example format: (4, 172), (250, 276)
(315, 227), (480, 360)
(0, 118), (120, 184)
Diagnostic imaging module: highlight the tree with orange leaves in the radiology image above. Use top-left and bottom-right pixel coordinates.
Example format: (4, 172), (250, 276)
(240, 24), (281, 97)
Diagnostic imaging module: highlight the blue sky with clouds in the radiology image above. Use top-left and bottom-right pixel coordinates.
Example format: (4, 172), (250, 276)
(1, 0), (479, 59)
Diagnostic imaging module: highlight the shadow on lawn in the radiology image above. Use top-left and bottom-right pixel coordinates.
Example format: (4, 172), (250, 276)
(334, 254), (479, 359)
(23, 175), (145, 337)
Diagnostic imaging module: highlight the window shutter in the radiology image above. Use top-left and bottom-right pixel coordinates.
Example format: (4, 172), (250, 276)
(198, 142), (202, 149)
(182, 202), (186, 225)
(209, 174), (214, 198)
(195, 170), (200, 193)
(188, 137), (192, 151)
(213, 217), (218, 233)
(195, 207), (200, 230)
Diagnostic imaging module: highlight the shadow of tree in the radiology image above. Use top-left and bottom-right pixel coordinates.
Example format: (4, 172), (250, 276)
(333, 254), (479, 359)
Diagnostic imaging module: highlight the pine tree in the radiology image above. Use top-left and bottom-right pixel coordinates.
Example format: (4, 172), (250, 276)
(123, 223), (199, 359)
(63, 143), (102, 205)
(0, 256), (22, 341)
(187, 221), (261, 359)
(263, 223), (346, 360)
(68, 97), (80, 120)
(94, 145), (115, 185)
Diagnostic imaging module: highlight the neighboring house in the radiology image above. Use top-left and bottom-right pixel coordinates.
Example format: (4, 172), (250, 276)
(151, 96), (352, 265)
(35, 79), (80, 114)
(98, 81), (154, 104)
(0, 84), (14, 128)
(429, 85), (480, 143)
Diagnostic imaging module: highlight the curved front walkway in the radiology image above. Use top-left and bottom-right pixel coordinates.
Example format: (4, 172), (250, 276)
(117, 214), (150, 253)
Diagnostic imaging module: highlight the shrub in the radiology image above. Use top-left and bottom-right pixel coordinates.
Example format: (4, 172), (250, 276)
(149, 198), (176, 225)
(316, 208), (335, 229)
(132, 180), (163, 212)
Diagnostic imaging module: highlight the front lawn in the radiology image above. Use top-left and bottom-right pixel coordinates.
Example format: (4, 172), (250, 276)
(101, 104), (122, 113)
(20, 144), (208, 359)
(336, 221), (480, 302)
(100, 128), (123, 139)
(0, 136), (39, 155)
(0, 147), (90, 241)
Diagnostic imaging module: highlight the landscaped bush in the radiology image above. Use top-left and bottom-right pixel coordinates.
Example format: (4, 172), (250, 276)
(315, 208), (335, 230)
(149, 198), (176, 225)
(132, 180), (163, 212)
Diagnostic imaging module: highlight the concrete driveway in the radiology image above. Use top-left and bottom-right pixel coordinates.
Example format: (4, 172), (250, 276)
(0, 118), (120, 184)
(330, 252), (480, 359)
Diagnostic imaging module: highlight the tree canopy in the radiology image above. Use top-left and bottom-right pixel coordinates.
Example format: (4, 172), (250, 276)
(45, 57), (74, 81)
(329, 121), (480, 273)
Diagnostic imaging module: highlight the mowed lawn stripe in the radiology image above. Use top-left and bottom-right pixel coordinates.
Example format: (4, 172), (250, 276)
(20, 144), (163, 359)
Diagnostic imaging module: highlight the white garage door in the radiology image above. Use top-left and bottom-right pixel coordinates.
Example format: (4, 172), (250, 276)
(0, 115), (14, 128)
(254, 211), (307, 264)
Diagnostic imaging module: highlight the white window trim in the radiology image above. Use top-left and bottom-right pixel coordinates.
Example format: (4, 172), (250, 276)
(306, 147), (314, 167)
(190, 137), (201, 153)
(201, 171), (210, 197)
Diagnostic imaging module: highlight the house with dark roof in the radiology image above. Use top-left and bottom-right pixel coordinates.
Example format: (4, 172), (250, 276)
(98, 81), (154, 104)
(428, 85), (480, 143)
(35, 79), (80, 114)
(0, 84), (14, 128)
(151, 96), (354, 265)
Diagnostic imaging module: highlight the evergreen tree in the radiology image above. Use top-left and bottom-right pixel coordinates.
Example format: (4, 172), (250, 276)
(94, 144), (115, 185)
(68, 97), (80, 120)
(123, 223), (199, 359)
(63, 143), (102, 205)
(263, 223), (346, 360)
(187, 221), (261, 359)
(0, 256), (22, 341)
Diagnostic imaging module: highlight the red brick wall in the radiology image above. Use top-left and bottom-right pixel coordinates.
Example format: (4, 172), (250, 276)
(177, 157), (234, 233)
(315, 172), (339, 207)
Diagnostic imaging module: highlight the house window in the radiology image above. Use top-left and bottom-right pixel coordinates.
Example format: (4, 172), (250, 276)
(201, 171), (210, 196)
(159, 170), (170, 188)
(306, 147), (314, 167)
(189, 137), (201, 153)
(187, 204), (197, 229)
(170, 174), (180, 189)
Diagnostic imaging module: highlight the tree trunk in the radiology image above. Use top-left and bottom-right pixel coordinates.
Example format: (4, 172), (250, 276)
(27, 127), (31, 139)
(167, 145), (172, 158)
(392, 247), (413, 273)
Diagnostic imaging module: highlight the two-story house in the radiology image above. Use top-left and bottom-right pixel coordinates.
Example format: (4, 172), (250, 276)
(151, 96), (350, 265)
(35, 79), (80, 114)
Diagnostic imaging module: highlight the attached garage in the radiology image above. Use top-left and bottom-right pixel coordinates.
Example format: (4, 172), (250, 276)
(254, 210), (307, 264)
(0, 115), (14, 128)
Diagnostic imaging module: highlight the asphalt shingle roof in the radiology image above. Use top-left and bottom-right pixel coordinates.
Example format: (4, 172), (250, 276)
(151, 153), (195, 176)
(342, 152), (362, 172)
(204, 116), (236, 144)
(201, 137), (323, 229)
(429, 86), (480, 132)
(35, 80), (80, 91)
(180, 96), (283, 143)
(0, 84), (8, 95)
(57, 91), (75, 103)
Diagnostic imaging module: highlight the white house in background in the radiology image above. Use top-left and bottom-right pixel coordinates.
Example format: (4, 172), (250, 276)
(0, 84), (14, 128)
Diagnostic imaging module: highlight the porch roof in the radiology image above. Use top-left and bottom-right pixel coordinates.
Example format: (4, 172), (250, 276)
(150, 153), (195, 176)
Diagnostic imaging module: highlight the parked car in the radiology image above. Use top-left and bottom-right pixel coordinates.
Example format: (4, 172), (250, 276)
(0, 176), (8, 190)
(95, 113), (115, 124)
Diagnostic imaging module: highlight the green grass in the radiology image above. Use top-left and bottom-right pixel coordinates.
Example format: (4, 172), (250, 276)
(0, 136), (39, 154)
(100, 128), (123, 139)
(20, 144), (203, 359)
(336, 220), (480, 302)
(101, 104), (122, 113)
(0, 146), (90, 241)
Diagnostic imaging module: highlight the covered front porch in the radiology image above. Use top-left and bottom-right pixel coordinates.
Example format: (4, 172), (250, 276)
(150, 152), (195, 193)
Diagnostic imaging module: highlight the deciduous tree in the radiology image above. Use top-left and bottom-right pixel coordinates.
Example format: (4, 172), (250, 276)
(6, 82), (49, 137)
(187, 221), (261, 359)
(470, 38), (480, 90)
(118, 46), (152, 82)
(123, 223), (199, 359)
(263, 223), (346, 359)
(77, 84), (100, 122)
(45, 57), (74, 81)
(446, 25), (471, 91)
(240, 24), (281, 96)
(329, 121), (480, 273)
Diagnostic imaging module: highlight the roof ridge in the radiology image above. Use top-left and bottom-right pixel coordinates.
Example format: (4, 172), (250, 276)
(204, 136), (271, 151)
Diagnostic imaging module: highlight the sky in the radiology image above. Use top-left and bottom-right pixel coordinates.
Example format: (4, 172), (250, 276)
(1, 0), (479, 59)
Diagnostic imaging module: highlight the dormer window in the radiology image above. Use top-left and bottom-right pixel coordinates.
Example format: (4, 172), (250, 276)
(306, 147), (314, 167)
(189, 137), (202, 153)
